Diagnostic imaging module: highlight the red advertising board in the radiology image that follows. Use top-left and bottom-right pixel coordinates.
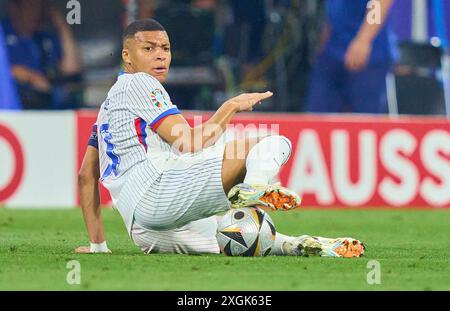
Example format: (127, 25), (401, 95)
(77, 111), (450, 208)
(0, 123), (24, 202)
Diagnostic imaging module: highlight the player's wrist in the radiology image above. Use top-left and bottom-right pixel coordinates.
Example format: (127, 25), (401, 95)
(224, 100), (240, 113)
(354, 32), (374, 46)
(89, 241), (109, 253)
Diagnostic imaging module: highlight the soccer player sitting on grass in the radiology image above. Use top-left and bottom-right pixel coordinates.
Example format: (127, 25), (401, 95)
(75, 19), (365, 258)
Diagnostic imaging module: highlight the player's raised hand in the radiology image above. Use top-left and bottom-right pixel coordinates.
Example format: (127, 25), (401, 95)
(227, 91), (273, 112)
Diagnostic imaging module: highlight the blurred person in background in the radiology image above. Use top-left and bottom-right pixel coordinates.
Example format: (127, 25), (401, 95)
(137, 0), (218, 110)
(229, 0), (266, 71)
(306, 0), (397, 114)
(1, 0), (82, 110)
(0, 22), (21, 109)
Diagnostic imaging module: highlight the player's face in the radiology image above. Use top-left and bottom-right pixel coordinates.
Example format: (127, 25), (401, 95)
(123, 31), (172, 83)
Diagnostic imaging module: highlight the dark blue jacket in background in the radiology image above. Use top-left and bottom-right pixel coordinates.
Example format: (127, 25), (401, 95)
(324, 0), (397, 66)
(1, 18), (62, 76)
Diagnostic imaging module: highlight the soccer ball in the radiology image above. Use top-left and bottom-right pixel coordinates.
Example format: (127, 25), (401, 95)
(216, 207), (276, 257)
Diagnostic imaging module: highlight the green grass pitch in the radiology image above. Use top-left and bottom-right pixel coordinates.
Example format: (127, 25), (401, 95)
(1, 208), (449, 290)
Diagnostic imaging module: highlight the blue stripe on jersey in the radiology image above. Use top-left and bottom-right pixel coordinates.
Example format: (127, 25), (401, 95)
(100, 123), (121, 180)
(150, 107), (181, 128)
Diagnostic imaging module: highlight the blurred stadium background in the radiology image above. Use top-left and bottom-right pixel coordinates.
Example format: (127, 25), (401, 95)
(0, 0), (450, 291)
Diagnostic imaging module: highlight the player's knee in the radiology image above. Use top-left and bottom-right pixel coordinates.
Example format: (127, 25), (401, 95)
(273, 135), (292, 162)
(254, 135), (292, 155)
(271, 135), (291, 148)
(278, 135), (292, 153)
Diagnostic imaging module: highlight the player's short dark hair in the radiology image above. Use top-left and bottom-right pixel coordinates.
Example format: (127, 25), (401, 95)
(123, 19), (166, 41)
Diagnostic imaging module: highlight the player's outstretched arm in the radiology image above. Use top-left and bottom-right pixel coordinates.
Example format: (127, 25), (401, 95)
(157, 92), (273, 153)
(75, 146), (111, 254)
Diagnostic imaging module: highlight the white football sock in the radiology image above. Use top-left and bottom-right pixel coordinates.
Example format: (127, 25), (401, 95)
(244, 135), (292, 185)
(269, 232), (297, 256)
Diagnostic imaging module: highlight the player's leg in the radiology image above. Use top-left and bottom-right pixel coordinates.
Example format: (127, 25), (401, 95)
(133, 143), (231, 231)
(220, 137), (261, 194)
(269, 233), (321, 256)
(222, 136), (302, 210)
(131, 216), (220, 255)
(133, 136), (297, 232)
(270, 232), (366, 258)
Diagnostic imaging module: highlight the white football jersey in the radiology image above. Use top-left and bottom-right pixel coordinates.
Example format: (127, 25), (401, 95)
(96, 72), (181, 228)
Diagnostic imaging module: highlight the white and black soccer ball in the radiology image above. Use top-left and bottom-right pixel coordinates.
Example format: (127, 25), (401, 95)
(216, 207), (276, 257)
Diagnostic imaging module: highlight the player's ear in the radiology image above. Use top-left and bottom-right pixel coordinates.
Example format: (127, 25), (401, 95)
(122, 48), (131, 65)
